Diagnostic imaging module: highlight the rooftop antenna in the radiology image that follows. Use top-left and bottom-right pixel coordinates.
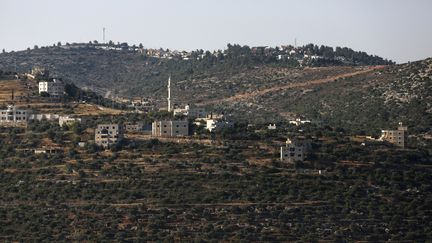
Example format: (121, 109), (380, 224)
(103, 27), (106, 44)
(294, 38), (297, 48)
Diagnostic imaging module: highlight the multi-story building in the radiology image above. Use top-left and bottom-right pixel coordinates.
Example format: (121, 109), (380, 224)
(280, 138), (306, 162)
(152, 120), (189, 137)
(95, 124), (123, 148)
(0, 105), (31, 124)
(380, 122), (408, 148)
(38, 78), (64, 97)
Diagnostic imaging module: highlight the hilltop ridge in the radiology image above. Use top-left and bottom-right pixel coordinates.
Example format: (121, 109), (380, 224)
(0, 43), (430, 133)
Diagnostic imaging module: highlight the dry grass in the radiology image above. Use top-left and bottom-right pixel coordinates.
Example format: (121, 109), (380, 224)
(0, 79), (32, 103)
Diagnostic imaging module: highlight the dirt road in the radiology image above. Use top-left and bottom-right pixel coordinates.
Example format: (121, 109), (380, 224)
(198, 65), (386, 105)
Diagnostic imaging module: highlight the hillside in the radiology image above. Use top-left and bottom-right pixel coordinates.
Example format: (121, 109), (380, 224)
(0, 45), (431, 242)
(0, 42), (392, 97)
(0, 44), (430, 133)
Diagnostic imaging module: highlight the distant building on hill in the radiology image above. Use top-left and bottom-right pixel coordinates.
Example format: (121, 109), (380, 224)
(124, 122), (145, 132)
(206, 118), (234, 132)
(38, 78), (64, 97)
(0, 105), (31, 124)
(173, 104), (207, 119)
(289, 118), (311, 126)
(380, 122), (408, 148)
(194, 113), (233, 132)
(29, 114), (60, 121)
(280, 138), (308, 162)
(152, 120), (189, 137)
(95, 124), (123, 148)
(28, 67), (49, 80)
(59, 115), (81, 127)
(268, 124), (277, 130)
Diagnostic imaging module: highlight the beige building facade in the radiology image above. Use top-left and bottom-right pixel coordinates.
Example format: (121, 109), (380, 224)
(152, 121), (189, 137)
(380, 122), (408, 148)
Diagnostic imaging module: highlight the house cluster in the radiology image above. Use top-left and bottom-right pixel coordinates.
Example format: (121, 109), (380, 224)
(26, 67), (50, 80)
(0, 104), (81, 129)
(59, 42), (335, 63)
(281, 122), (410, 163)
(24, 68), (65, 98)
(128, 97), (155, 112)
(173, 104), (206, 119)
(196, 113), (234, 132)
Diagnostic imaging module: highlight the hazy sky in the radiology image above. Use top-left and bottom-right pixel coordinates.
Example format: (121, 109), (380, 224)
(1, 0), (431, 63)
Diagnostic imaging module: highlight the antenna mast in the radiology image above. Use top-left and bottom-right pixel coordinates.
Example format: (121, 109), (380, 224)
(103, 27), (106, 44)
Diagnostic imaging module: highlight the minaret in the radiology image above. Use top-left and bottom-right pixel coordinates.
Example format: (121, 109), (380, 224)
(167, 75), (171, 112)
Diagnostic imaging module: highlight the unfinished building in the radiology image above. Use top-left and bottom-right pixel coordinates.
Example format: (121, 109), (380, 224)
(95, 124), (123, 148)
(280, 138), (307, 162)
(380, 122), (408, 148)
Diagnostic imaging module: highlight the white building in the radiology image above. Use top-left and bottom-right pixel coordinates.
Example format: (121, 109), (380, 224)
(173, 104), (207, 119)
(29, 114), (60, 121)
(280, 138), (306, 162)
(0, 105), (31, 124)
(206, 119), (234, 132)
(59, 116), (82, 127)
(38, 78), (64, 97)
(289, 118), (311, 126)
(152, 120), (189, 137)
(268, 124), (277, 130)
